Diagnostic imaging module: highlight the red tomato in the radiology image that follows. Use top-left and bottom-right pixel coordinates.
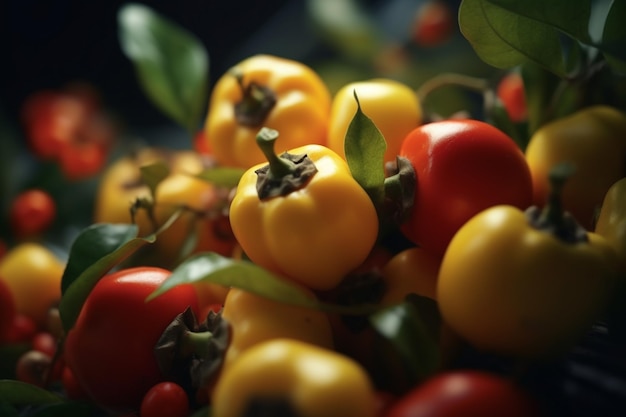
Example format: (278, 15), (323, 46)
(61, 365), (89, 401)
(497, 71), (528, 123)
(9, 189), (56, 238)
(0, 278), (16, 342)
(399, 119), (533, 256)
(412, 0), (455, 47)
(64, 267), (200, 411)
(140, 382), (190, 417)
(385, 371), (539, 417)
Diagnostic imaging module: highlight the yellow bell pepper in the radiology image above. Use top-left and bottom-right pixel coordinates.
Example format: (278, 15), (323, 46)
(327, 78), (423, 166)
(211, 339), (377, 417)
(204, 54), (331, 169)
(437, 165), (619, 358)
(229, 127), (379, 291)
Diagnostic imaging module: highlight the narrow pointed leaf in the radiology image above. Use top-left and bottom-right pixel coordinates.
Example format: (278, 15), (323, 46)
(118, 3), (209, 133)
(344, 91), (386, 207)
(148, 252), (379, 315)
(147, 252), (319, 308)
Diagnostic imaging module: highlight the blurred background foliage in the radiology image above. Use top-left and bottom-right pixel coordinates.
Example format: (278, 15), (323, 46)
(0, 0), (506, 253)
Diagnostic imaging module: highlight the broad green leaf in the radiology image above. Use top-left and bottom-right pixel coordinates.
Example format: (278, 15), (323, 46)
(370, 294), (440, 383)
(59, 224), (155, 331)
(59, 209), (184, 332)
(601, 0), (626, 74)
(0, 380), (62, 406)
(459, 0), (568, 77)
(140, 161), (170, 199)
(197, 167), (245, 189)
(148, 252), (378, 315)
(118, 3), (209, 134)
(61, 223), (139, 293)
(344, 91), (386, 208)
(488, 0), (592, 44)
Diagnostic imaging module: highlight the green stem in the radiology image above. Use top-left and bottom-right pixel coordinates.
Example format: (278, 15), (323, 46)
(181, 330), (213, 358)
(416, 73), (490, 102)
(538, 162), (575, 233)
(256, 127), (297, 179)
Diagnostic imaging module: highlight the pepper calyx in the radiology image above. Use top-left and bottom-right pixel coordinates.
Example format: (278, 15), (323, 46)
(255, 127), (318, 199)
(232, 70), (277, 127)
(154, 306), (230, 390)
(525, 162), (588, 244)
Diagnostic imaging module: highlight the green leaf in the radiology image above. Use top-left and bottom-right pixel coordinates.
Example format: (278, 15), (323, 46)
(140, 161), (170, 200)
(148, 252), (379, 315)
(197, 167), (245, 189)
(487, 0), (592, 44)
(344, 91), (386, 208)
(58, 224), (155, 333)
(370, 294), (440, 383)
(148, 252), (318, 307)
(601, 0), (626, 74)
(459, 0), (571, 77)
(61, 223), (139, 293)
(0, 380), (62, 406)
(118, 3), (209, 134)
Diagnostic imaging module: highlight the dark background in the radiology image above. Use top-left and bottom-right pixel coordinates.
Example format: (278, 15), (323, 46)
(0, 0), (303, 128)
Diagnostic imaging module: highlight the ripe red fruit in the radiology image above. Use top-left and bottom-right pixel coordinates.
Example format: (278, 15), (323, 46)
(9, 189), (56, 238)
(412, 0), (455, 47)
(497, 71), (528, 123)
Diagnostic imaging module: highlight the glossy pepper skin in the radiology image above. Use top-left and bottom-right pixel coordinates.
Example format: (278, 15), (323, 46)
(219, 287), (334, 372)
(204, 54), (331, 169)
(229, 128), (379, 291)
(211, 339), (377, 417)
(399, 119), (533, 257)
(64, 267), (200, 411)
(437, 168), (618, 358)
(595, 177), (626, 340)
(327, 79), (422, 166)
(525, 105), (626, 230)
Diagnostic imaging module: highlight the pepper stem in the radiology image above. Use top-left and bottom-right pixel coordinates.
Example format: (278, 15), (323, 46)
(526, 162), (587, 243)
(181, 330), (213, 358)
(256, 127), (296, 179)
(254, 128), (318, 199)
(538, 162), (576, 233)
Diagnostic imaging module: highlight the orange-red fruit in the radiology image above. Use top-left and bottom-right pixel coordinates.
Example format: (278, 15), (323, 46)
(10, 189), (56, 238)
(497, 72), (528, 123)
